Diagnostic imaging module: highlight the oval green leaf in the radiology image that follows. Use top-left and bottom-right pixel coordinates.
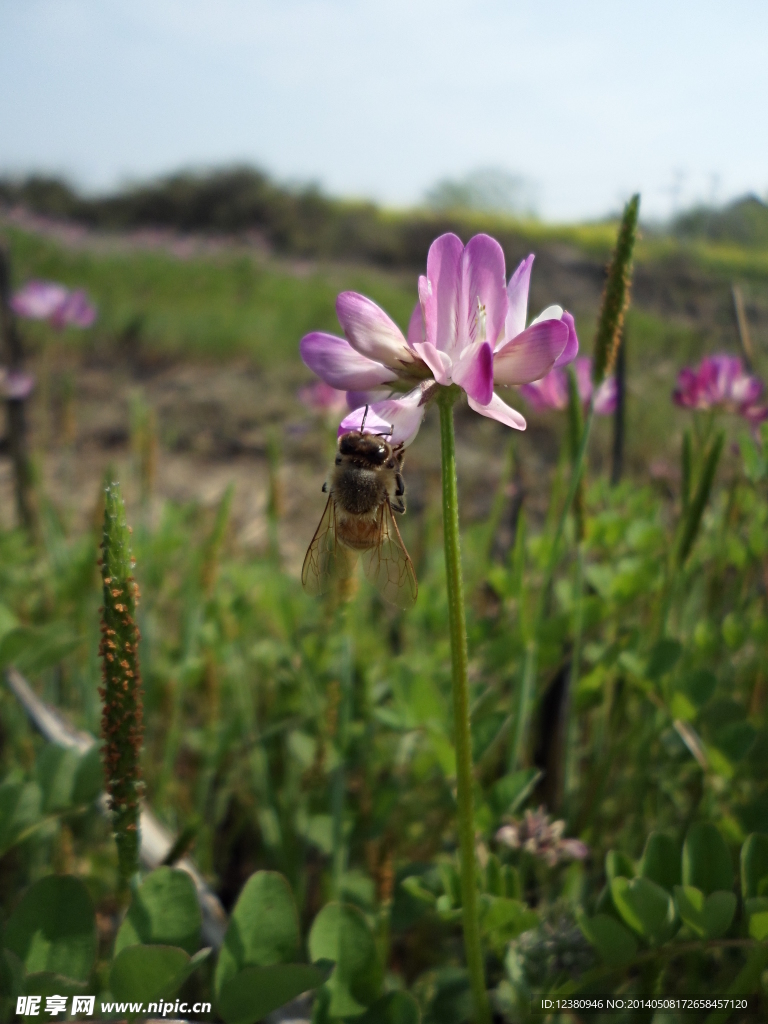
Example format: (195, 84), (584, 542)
(115, 867), (201, 955)
(640, 832), (681, 893)
(308, 902), (380, 1017)
(741, 833), (768, 900)
(610, 876), (675, 942)
(110, 944), (191, 1003)
(576, 911), (637, 968)
(218, 963), (327, 1024)
(215, 871), (299, 997)
(4, 875), (96, 982)
(683, 823), (733, 895)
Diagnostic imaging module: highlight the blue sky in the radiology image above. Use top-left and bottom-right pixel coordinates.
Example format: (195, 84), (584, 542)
(1, 0), (767, 222)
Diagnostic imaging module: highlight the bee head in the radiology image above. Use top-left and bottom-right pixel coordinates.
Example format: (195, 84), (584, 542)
(338, 431), (390, 465)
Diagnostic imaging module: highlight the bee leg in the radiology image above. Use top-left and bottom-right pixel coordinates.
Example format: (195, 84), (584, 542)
(395, 473), (405, 497)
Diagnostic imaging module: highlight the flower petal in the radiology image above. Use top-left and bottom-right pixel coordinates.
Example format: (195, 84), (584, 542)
(468, 391), (526, 430)
(493, 319), (569, 385)
(531, 304), (564, 325)
(300, 332), (397, 390)
(421, 233), (463, 353)
(594, 376), (618, 416)
(518, 371), (568, 411)
(11, 280), (68, 320)
(336, 292), (413, 369)
(340, 389), (426, 447)
(452, 341), (494, 405)
(504, 255), (534, 344)
(406, 301), (424, 348)
(456, 234), (508, 354)
(411, 341), (453, 386)
(553, 311), (579, 367)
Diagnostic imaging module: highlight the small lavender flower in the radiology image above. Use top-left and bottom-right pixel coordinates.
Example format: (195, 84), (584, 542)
(519, 357), (617, 416)
(673, 354), (767, 422)
(11, 280), (96, 328)
(496, 806), (589, 867)
(302, 238), (578, 445)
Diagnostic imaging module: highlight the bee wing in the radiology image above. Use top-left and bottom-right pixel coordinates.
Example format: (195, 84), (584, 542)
(361, 501), (418, 609)
(302, 494), (357, 596)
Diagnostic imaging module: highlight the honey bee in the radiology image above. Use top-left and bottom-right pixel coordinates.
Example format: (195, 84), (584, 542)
(302, 424), (418, 608)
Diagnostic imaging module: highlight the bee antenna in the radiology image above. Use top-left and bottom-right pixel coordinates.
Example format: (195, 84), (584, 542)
(360, 404), (369, 432)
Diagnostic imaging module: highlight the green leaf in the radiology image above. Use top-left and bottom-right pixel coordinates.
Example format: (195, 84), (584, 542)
(605, 850), (635, 882)
(0, 780), (41, 855)
(35, 746), (81, 813)
(479, 896), (538, 958)
(399, 877), (436, 907)
(683, 823), (733, 895)
(215, 871), (299, 997)
(308, 902), (380, 1017)
(576, 911), (637, 967)
(646, 639), (682, 681)
(72, 745), (104, 806)
(0, 950), (24, 1002)
(610, 876), (676, 943)
(674, 886), (736, 938)
(713, 722), (756, 764)
(357, 992), (421, 1024)
(489, 768), (542, 815)
(0, 624), (79, 674)
(22, 973), (87, 998)
(4, 875), (96, 982)
(115, 867), (202, 955)
(744, 898), (768, 941)
(741, 833), (768, 899)
(681, 670), (717, 708)
(110, 944), (202, 1004)
(218, 963), (329, 1024)
(640, 832), (681, 893)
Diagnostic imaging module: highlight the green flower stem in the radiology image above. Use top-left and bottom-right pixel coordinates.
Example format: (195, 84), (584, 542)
(437, 390), (491, 1024)
(511, 402), (595, 771)
(563, 540), (586, 818)
(331, 622), (353, 898)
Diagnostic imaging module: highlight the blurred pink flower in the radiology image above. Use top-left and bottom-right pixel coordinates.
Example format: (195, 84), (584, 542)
(496, 806), (589, 867)
(11, 280), (97, 329)
(673, 355), (767, 422)
(519, 357), (617, 416)
(0, 370), (35, 401)
(298, 380), (348, 415)
(302, 236), (578, 445)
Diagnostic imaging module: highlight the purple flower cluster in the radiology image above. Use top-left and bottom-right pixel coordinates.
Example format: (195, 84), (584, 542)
(300, 236), (579, 445)
(519, 357), (617, 416)
(496, 806), (589, 867)
(673, 355), (767, 423)
(11, 280), (97, 329)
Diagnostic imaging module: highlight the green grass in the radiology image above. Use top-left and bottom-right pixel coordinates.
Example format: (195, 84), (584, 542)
(5, 227), (419, 366)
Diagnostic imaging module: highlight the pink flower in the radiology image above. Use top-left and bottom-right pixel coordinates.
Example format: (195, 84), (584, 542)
(302, 236), (577, 445)
(298, 380), (349, 416)
(519, 357), (617, 416)
(11, 280), (97, 329)
(673, 355), (767, 421)
(496, 806), (589, 867)
(0, 370), (35, 401)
